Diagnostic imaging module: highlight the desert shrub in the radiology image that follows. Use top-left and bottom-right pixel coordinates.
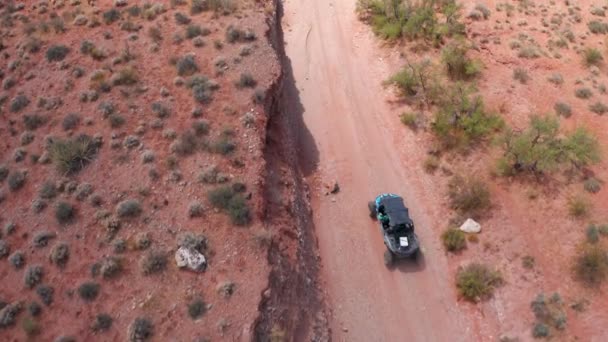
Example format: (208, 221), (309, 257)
(554, 102), (571, 117)
(49, 135), (99, 174)
(522, 255), (535, 269)
(497, 116), (600, 177)
(112, 67), (138, 86)
(28, 302), (41, 316)
(583, 48), (603, 66)
(33, 231), (56, 248)
(587, 225), (600, 244)
(23, 114), (46, 130)
(456, 263), (503, 302)
(575, 88), (593, 99)
(442, 42), (482, 80)
(188, 201), (204, 218)
(148, 26), (163, 43)
(178, 233), (207, 252)
(10, 94), (30, 112)
(236, 73), (257, 88)
(531, 293), (567, 337)
(192, 120), (210, 135)
(100, 257), (122, 279)
(400, 112), (420, 130)
(441, 228), (466, 252)
(24, 265), (44, 289)
(583, 177), (601, 193)
(116, 199), (142, 218)
(175, 12), (191, 25)
(0, 165), (8, 182)
(55, 201), (75, 224)
(62, 113), (80, 131)
(568, 196), (590, 218)
(129, 317), (153, 342)
(103, 9), (121, 24)
(92, 313), (113, 332)
(9, 251), (25, 269)
(513, 67), (529, 84)
(547, 73), (564, 85)
(46, 45), (70, 62)
(574, 244), (608, 286)
(210, 137), (236, 155)
(78, 282), (100, 301)
(151, 101), (171, 118)
(8, 170), (26, 191)
(172, 131), (199, 155)
(0, 302), (23, 328)
(176, 54), (199, 76)
(188, 298), (206, 319)
(589, 102), (608, 115)
(447, 175), (491, 217)
(36, 285), (54, 306)
(109, 113), (126, 128)
(432, 85), (503, 150)
(186, 24), (207, 38)
(0, 239), (9, 258)
(518, 46), (541, 59)
(388, 64), (424, 98)
(588, 20), (608, 34)
(39, 182), (57, 199)
(474, 4), (491, 19)
(49, 242), (69, 267)
(141, 250), (167, 275)
(208, 185), (251, 225)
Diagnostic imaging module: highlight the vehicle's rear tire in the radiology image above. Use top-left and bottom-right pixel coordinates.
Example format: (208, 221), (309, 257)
(383, 249), (394, 267)
(368, 201), (377, 219)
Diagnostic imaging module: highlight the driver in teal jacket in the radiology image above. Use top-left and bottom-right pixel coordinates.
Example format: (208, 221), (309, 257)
(377, 205), (390, 229)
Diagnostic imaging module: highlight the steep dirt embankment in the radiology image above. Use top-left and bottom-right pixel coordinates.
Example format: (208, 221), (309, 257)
(253, 1), (328, 341)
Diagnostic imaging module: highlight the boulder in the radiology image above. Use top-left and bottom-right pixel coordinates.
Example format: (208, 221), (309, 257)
(459, 218), (481, 234)
(175, 247), (206, 272)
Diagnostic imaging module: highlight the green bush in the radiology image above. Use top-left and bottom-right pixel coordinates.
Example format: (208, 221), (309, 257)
(49, 135), (99, 174)
(574, 244), (608, 286)
(588, 20), (608, 34)
(442, 42), (482, 80)
(400, 112), (420, 130)
(389, 67), (419, 96)
(22, 317), (40, 337)
(456, 263), (503, 302)
(46, 45), (70, 62)
(208, 185), (251, 225)
(568, 196), (590, 218)
(583, 48), (603, 66)
(432, 85), (503, 150)
(531, 293), (566, 337)
(448, 175), (491, 217)
(441, 228), (466, 252)
(497, 116), (600, 177)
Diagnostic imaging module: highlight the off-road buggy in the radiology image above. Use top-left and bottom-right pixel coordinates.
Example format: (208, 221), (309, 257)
(368, 194), (420, 266)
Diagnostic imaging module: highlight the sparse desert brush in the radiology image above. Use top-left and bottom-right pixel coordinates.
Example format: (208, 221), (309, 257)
(188, 201), (204, 218)
(554, 102), (572, 117)
(24, 265), (44, 289)
(522, 255), (535, 269)
(148, 26), (163, 42)
(92, 313), (113, 332)
(55, 201), (75, 224)
(62, 113), (80, 131)
(176, 54), (199, 76)
(530, 293), (567, 337)
(33, 231), (56, 248)
(116, 199), (142, 218)
(188, 297), (206, 319)
(547, 73), (564, 86)
(574, 244), (608, 286)
(141, 250), (167, 275)
(112, 67), (138, 86)
(46, 45), (70, 62)
(129, 317), (154, 342)
(175, 12), (191, 25)
(49, 134), (99, 174)
(441, 228), (467, 252)
(583, 177), (601, 193)
(589, 101), (608, 115)
(171, 131), (199, 155)
(513, 67), (530, 84)
(586, 225), (600, 244)
(22, 317), (41, 337)
(518, 45), (541, 59)
(49, 242), (69, 267)
(36, 285), (54, 306)
(456, 263), (503, 302)
(568, 195), (591, 218)
(100, 256), (123, 279)
(400, 112), (420, 130)
(423, 156), (440, 173)
(208, 185), (251, 225)
(109, 113), (126, 128)
(78, 281), (100, 301)
(9, 251), (25, 269)
(8, 170), (26, 191)
(583, 48), (603, 66)
(103, 9), (121, 25)
(226, 26), (255, 43)
(10, 94), (30, 112)
(448, 175), (491, 218)
(186, 24), (208, 38)
(588, 20), (608, 34)
(235, 73), (257, 88)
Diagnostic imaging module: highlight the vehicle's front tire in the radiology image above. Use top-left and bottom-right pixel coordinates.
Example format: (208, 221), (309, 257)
(368, 201), (377, 219)
(383, 249), (394, 267)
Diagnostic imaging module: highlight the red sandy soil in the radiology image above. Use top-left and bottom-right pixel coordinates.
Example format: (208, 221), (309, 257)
(284, 0), (608, 341)
(0, 1), (283, 341)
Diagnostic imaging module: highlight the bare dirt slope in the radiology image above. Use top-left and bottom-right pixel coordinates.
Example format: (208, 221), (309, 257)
(283, 0), (476, 340)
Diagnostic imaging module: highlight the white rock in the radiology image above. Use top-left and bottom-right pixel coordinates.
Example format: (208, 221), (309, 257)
(459, 218), (481, 234)
(175, 246), (206, 272)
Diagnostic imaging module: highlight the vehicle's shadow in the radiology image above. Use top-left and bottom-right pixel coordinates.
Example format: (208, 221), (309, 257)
(389, 250), (427, 273)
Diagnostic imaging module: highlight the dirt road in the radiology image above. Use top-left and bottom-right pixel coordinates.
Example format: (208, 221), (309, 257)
(282, 0), (477, 341)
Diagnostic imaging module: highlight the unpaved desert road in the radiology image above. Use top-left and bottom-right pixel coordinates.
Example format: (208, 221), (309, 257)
(282, 0), (476, 341)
